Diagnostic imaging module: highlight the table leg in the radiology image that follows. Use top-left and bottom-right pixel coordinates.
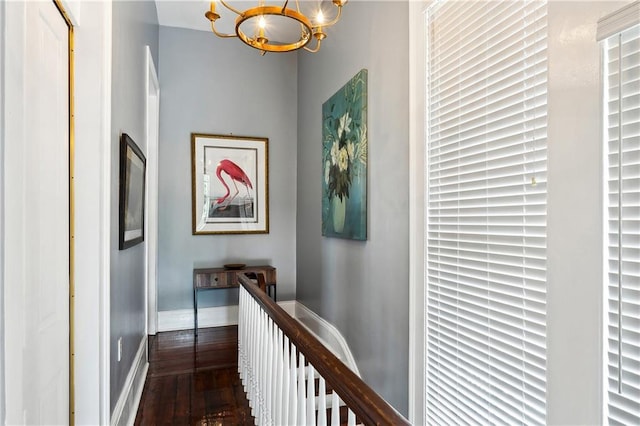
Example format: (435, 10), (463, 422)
(194, 287), (198, 337)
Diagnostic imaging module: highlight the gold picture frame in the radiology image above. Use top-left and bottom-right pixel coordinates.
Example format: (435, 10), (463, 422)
(191, 133), (269, 235)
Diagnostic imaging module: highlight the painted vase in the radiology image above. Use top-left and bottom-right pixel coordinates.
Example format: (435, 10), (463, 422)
(332, 195), (347, 233)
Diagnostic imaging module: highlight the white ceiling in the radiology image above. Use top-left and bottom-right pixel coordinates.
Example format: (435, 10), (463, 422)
(155, 1), (231, 33)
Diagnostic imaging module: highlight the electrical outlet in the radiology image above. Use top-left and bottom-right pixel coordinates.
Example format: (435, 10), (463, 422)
(117, 337), (122, 362)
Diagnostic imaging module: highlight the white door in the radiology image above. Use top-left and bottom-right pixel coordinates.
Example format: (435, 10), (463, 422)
(4, 1), (71, 423)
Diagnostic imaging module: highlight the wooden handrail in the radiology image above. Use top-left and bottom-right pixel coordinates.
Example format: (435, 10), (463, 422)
(238, 273), (411, 426)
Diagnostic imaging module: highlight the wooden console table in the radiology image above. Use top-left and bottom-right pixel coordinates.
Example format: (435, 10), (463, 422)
(193, 265), (276, 335)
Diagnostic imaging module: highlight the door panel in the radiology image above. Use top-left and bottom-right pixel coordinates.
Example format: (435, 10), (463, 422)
(22, 1), (70, 423)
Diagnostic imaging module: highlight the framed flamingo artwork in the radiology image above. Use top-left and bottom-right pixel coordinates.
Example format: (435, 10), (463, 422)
(191, 133), (269, 235)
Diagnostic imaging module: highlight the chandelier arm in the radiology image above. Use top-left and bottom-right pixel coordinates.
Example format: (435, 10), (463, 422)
(210, 21), (238, 38)
(218, 0), (244, 16)
(281, 0), (289, 14)
(303, 38), (322, 53)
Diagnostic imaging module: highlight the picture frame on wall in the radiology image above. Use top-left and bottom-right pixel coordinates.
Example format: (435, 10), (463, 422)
(322, 69), (368, 240)
(119, 133), (146, 250)
(191, 133), (269, 235)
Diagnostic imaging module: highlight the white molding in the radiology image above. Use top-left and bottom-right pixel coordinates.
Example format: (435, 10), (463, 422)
(284, 301), (361, 377)
(408, 1), (427, 425)
(144, 45), (160, 336)
(596, 0), (639, 41)
(110, 336), (148, 426)
(100, 4), (113, 425)
(72, 1), (112, 424)
(0, 1), (6, 421)
(158, 305), (239, 332)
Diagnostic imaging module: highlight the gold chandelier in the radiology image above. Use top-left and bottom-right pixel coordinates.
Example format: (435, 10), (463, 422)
(205, 0), (347, 54)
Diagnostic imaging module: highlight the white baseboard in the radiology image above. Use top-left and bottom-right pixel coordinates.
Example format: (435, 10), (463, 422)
(110, 336), (148, 426)
(158, 305), (239, 332)
(157, 302), (360, 376)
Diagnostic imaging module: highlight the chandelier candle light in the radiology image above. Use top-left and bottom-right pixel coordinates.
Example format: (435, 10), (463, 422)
(205, 0), (347, 54)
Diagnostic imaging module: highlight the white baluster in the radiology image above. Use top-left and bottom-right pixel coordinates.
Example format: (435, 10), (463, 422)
(347, 409), (356, 426)
(237, 289), (242, 372)
(252, 300), (258, 408)
(252, 306), (257, 418)
(268, 320), (274, 424)
(274, 328), (283, 425)
(259, 310), (267, 424)
(307, 365), (315, 425)
(317, 376), (327, 426)
(241, 289), (248, 379)
(248, 299), (255, 416)
(298, 352), (306, 424)
(245, 296), (251, 407)
(245, 294), (252, 403)
(281, 333), (289, 425)
(256, 306), (264, 422)
(260, 311), (271, 424)
(263, 311), (270, 425)
(262, 311), (268, 424)
(289, 343), (297, 423)
(331, 392), (340, 426)
(268, 320), (274, 423)
(238, 289), (245, 382)
(252, 305), (260, 421)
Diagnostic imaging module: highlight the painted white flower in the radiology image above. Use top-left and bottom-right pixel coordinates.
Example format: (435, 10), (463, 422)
(338, 113), (352, 139)
(338, 147), (349, 172)
(359, 123), (367, 144)
(347, 140), (355, 161)
(324, 161), (330, 185)
(330, 140), (339, 165)
(356, 123), (367, 165)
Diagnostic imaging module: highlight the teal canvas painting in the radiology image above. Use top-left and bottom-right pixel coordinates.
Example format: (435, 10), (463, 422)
(322, 69), (367, 240)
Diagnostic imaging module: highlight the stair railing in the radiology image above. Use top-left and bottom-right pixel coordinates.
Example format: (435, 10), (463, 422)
(238, 273), (410, 426)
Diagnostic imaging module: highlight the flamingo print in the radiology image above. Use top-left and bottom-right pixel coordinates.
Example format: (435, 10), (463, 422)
(214, 159), (253, 209)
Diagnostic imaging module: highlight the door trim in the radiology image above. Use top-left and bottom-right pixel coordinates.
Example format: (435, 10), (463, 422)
(408, 2), (427, 424)
(0, 1), (5, 422)
(52, 1), (75, 422)
(65, 2), (113, 422)
(145, 46), (160, 336)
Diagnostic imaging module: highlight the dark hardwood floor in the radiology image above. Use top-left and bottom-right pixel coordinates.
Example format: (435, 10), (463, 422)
(134, 326), (254, 425)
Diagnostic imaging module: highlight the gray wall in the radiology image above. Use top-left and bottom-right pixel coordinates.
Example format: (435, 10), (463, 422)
(110, 0), (159, 414)
(296, 2), (410, 415)
(157, 26), (298, 311)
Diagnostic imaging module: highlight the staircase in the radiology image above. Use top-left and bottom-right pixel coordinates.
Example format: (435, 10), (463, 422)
(238, 273), (410, 426)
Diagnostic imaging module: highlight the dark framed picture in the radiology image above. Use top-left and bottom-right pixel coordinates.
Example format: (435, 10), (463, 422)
(191, 133), (269, 235)
(119, 133), (146, 250)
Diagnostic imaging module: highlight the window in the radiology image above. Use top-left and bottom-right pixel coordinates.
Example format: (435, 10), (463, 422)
(425, 1), (547, 424)
(600, 2), (640, 424)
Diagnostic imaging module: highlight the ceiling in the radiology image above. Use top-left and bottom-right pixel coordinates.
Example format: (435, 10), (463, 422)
(155, 1), (232, 33)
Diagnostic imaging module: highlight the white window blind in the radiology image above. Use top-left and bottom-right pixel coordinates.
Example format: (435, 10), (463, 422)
(425, 1), (547, 424)
(602, 14), (640, 425)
